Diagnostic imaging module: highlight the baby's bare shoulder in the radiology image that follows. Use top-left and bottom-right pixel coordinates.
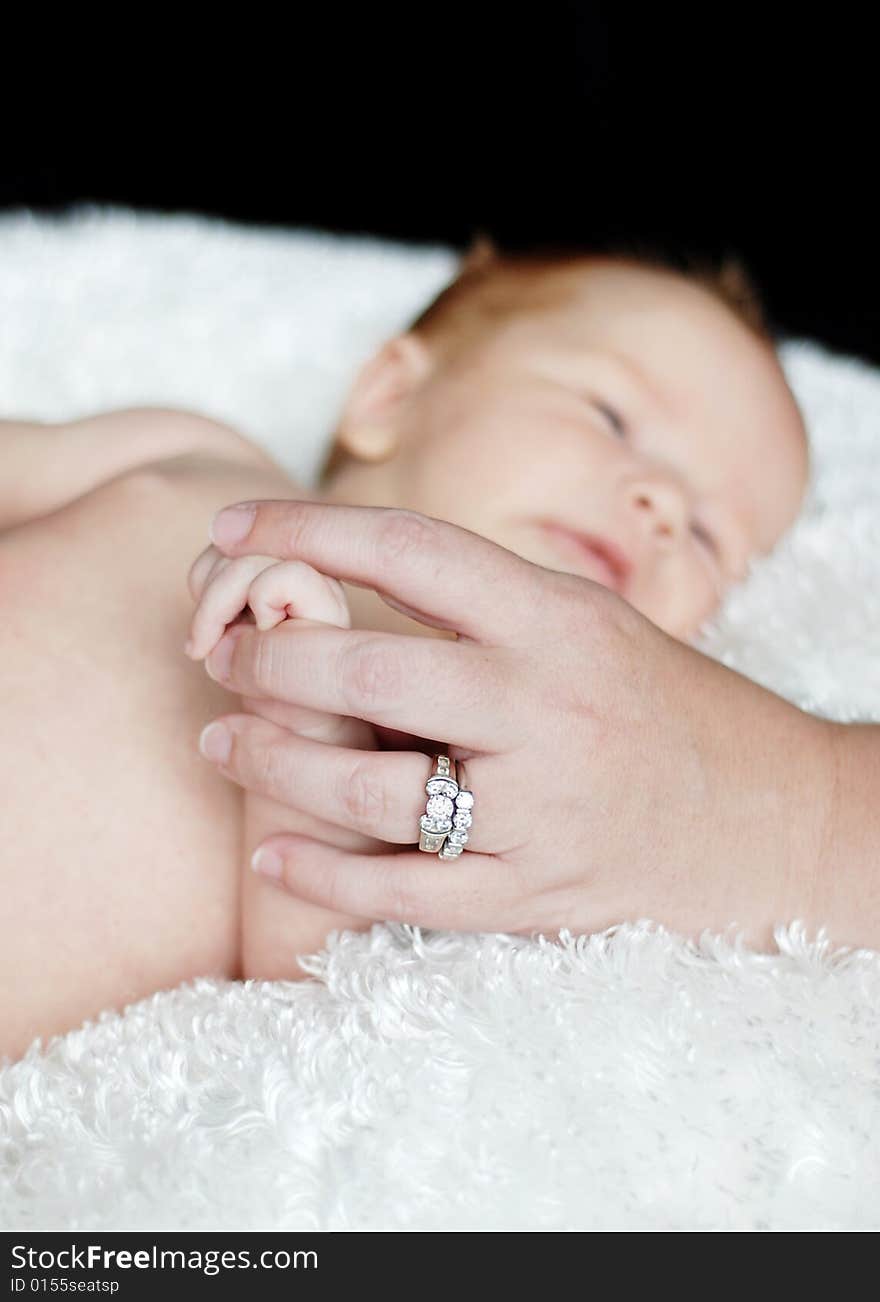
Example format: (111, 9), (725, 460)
(69, 405), (289, 477)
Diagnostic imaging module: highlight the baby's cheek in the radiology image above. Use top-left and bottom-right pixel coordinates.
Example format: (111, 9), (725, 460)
(630, 562), (721, 643)
(681, 574), (727, 641)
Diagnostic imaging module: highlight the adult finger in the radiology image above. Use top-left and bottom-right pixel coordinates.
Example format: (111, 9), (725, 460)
(205, 621), (524, 753)
(199, 711), (510, 853)
(237, 692), (378, 751)
(251, 833), (530, 934)
(208, 500), (552, 646)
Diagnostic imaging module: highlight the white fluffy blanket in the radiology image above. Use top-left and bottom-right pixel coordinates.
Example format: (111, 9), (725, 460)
(1, 208), (879, 1232)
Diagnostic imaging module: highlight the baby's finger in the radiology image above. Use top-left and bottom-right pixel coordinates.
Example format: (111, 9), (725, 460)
(247, 561), (352, 632)
(187, 545), (228, 603)
(186, 554), (280, 659)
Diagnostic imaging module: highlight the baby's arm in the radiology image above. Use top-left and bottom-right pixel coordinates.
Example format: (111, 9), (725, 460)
(187, 549), (382, 981)
(2, 406), (283, 530)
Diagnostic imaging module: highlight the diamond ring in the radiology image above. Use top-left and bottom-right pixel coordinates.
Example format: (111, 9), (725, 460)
(418, 753), (459, 853)
(439, 758), (474, 860)
(417, 753), (475, 858)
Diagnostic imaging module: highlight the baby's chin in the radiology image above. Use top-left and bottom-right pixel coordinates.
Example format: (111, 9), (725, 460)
(628, 593), (723, 644)
(671, 605), (724, 644)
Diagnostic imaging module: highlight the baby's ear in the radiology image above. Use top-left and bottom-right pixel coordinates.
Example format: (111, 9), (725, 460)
(716, 252), (765, 333)
(717, 253), (757, 306)
(459, 231), (497, 275)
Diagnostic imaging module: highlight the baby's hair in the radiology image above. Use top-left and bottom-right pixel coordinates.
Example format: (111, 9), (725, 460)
(318, 234), (773, 486)
(410, 233), (772, 346)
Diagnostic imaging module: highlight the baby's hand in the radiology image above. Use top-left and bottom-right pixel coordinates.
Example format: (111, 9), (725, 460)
(184, 544), (376, 750)
(185, 544), (351, 656)
(186, 549), (389, 964)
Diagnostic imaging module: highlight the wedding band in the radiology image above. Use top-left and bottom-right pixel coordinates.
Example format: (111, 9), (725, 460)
(416, 753), (476, 859)
(418, 753), (458, 853)
(438, 757), (474, 860)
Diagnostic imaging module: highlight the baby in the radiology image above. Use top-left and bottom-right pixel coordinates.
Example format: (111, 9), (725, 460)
(0, 237), (809, 1061)
(313, 237), (807, 644)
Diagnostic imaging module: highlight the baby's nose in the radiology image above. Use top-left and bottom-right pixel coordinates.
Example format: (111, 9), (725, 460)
(627, 475), (689, 544)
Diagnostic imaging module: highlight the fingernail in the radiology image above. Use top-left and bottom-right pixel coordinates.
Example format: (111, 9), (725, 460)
(251, 846), (283, 879)
(199, 721), (232, 764)
(210, 504), (256, 547)
(205, 635), (235, 684)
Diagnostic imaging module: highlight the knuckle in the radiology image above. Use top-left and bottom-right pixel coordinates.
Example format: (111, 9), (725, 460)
(245, 568), (278, 611)
(252, 734), (292, 796)
(537, 567), (628, 659)
(338, 756), (387, 830)
(284, 509), (315, 561)
(319, 866), (350, 917)
(250, 628), (285, 695)
(381, 865), (420, 923)
(585, 576), (630, 637)
(314, 871), (339, 913)
(377, 509), (438, 563)
(339, 636), (402, 712)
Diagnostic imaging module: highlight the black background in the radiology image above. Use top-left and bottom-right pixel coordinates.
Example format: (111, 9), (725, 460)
(3, 7), (877, 362)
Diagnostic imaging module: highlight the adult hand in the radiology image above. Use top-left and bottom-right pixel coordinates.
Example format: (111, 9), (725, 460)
(198, 499), (837, 950)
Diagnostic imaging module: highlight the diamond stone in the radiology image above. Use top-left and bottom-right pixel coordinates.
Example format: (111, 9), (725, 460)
(454, 789), (474, 811)
(426, 776), (459, 799)
(452, 810), (472, 830)
(439, 843), (463, 858)
(447, 828), (469, 846)
(426, 794), (454, 820)
(421, 813), (452, 835)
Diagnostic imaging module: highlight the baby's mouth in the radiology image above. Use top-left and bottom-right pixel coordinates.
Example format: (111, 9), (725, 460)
(535, 519), (633, 595)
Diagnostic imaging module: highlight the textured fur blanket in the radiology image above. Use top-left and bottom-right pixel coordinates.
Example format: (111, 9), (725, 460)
(1, 208), (878, 1231)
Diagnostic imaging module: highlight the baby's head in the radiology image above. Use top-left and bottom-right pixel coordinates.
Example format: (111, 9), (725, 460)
(318, 238), (809, 641)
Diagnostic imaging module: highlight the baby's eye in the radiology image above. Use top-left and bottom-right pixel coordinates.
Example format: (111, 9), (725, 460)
(592, 400), (627, 438)
(691, 521), (719, 558)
